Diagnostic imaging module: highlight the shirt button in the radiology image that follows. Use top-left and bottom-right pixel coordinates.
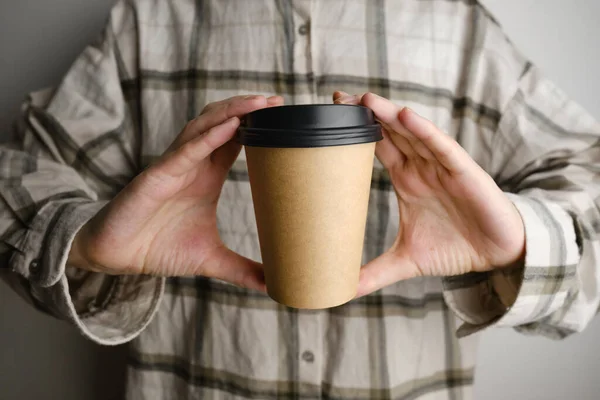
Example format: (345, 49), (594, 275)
(298, 23), (309, 35)
(301, 350), (315, 363)
(29, 259), (41, 276)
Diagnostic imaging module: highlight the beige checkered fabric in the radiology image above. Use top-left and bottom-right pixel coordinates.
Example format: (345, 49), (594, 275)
(1, 1), (599, 399)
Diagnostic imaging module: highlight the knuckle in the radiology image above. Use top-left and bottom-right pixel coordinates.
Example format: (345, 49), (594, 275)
(201, 127), (223, 150)
(179, 118), (200, 140)
(176, 140), (198, 161)
(238, 271), (256, 290)
(222, 101), (233, 117)
(436, 146), (452, 160)
(183, 119), (196, 132)
(136, 166), (167, 191)
(200, 102), (216, 114)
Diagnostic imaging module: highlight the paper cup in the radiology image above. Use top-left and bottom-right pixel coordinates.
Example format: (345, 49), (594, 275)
(238, 105), (382, 309)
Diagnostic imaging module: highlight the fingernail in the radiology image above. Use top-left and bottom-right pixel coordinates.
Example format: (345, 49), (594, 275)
(226, 116), (239, 125)
(403, 107), (419, 116)
(267, 95), (282, 104)
(400, 107), (430, 129)
(336, 94), (355, 104)
(244, 95), (261, 100)
(402, 107), (426, 123)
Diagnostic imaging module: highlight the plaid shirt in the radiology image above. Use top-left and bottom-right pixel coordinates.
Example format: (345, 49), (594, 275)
(1, 0), (599, 399)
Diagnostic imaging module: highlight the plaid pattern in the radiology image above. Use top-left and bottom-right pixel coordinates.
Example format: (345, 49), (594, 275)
(1, 0), (599, 398)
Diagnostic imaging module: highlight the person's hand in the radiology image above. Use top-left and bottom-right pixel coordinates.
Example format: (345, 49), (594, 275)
(68, 95), (284, 291)
(333, 92), (525, 296)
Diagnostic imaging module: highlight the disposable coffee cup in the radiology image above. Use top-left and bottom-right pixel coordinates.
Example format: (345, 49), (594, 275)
(238, 104), (382, 309)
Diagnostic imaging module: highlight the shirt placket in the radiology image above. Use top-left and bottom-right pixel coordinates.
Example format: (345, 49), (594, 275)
(288, 4), (322, 391)
(296, 310), (324, 396)
(290, 0), (315, 104)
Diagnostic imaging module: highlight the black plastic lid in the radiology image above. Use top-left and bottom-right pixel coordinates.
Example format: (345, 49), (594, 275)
(237, 104), (382, 148)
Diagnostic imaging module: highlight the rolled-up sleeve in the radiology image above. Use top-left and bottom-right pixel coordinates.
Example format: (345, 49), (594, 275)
(443, 60), (600, 339)
(0, 0), (163, 345)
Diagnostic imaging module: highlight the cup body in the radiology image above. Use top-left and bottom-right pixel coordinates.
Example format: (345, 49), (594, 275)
(245, 143), (375, 309)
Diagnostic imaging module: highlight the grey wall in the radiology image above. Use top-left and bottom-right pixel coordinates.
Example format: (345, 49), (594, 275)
(475, 1), (600, 399)
(0, 1), (599, 399)
(0, 2), (126, 400)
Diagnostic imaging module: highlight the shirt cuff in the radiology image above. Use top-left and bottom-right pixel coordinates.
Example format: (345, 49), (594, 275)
(7, 200), (164, 345)
(443, 193), (580, 337)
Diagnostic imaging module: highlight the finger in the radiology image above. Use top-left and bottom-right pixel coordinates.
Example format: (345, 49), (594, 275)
(200, 94), (263, 115)
(333, 90), (349, 98)
(411, 139), (437, 161)
(361, 93), (421, 158)
(207, 93), (282, 110)
(333, 91), (366, 105)
(202, 248), (266, 292)
(391, 124), (435, 161)
(387, 111), (437, 160)
(335, 95), (360, 105)
(174, 95), (268, 148)
(158, 117), (240, 177)
(203, 94), (282, 117)
(193, 95), (267, 137)
(211, 139), (243, 171)
(360, 94), (433, 160)
(379, 120), (417, 158)
(332, 91), (349, 102)
(267, 95), (285, 106)
(398, 107), (469, 174)
(375, 129), (405, 169)
(210, 95), (284, 168)
(356, 252), (419, 297)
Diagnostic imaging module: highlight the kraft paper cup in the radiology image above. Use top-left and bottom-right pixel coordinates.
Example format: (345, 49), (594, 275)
(238, 104), (382, 309)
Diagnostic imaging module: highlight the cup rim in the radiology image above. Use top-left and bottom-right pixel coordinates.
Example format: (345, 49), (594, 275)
(237, 104), (382, 148)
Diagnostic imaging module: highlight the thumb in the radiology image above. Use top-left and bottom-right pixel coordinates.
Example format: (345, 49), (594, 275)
(199, 247), (266, 292)
(357, 252), (419, 297)
(211, 139), (243, 171)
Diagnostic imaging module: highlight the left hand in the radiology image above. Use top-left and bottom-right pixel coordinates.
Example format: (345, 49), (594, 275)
(333, 92), (526, 297)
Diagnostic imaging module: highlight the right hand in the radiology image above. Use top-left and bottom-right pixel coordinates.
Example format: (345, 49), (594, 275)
(68, 95), (284, 291)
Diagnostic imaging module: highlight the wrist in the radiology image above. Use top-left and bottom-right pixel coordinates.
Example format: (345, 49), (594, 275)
(67, 223), (97, 272)
(495, 199), (527, 269)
